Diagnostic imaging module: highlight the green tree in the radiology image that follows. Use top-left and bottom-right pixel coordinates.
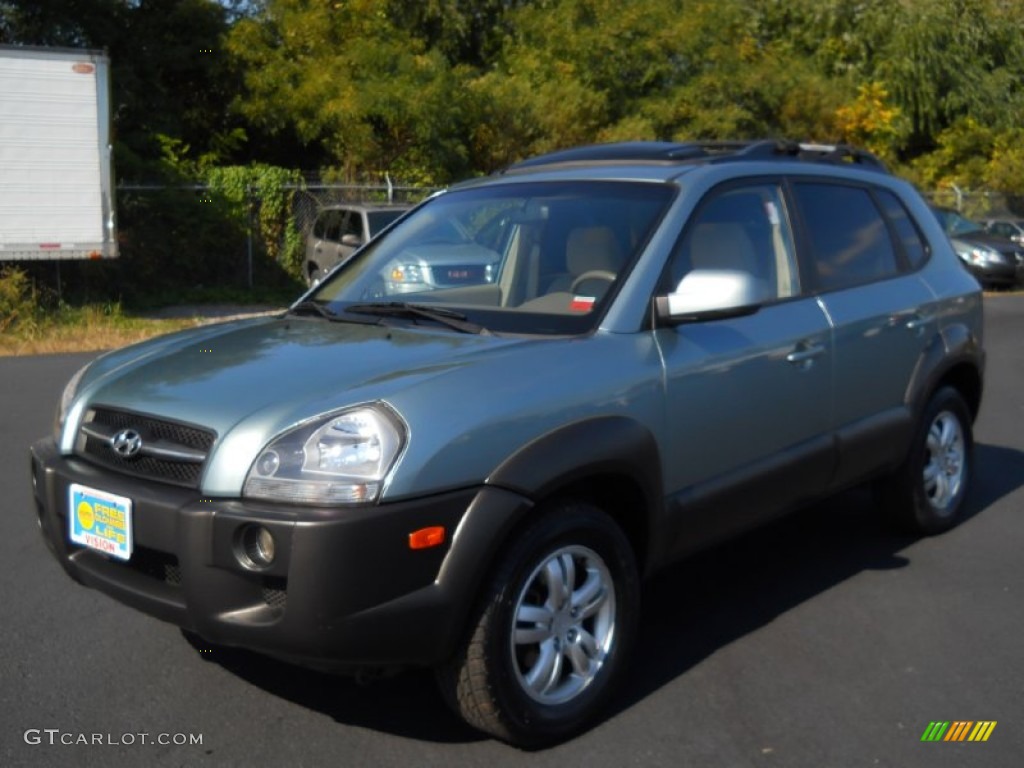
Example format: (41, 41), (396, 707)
(227, 0), (477, 183)
(878, 0), (1024, 154)
(472, 0), (855, 162)
(0, 0), (247, 178)
(0, 0), (125, 47)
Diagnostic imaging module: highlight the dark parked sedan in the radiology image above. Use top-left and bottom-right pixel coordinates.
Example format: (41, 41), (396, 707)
(932, 206), (1024, 288)
(984, 217), (1024, 246)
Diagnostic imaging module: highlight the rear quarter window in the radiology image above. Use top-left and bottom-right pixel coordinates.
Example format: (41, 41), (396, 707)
(874, 189), (929, 269)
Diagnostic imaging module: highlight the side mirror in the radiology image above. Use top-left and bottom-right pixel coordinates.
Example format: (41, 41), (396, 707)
(341, 233), (363, 247)
(655, 269), (770, 325)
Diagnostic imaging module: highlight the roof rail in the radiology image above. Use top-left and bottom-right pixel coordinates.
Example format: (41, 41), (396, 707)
(502, 140), (889, 174)
(747, 140), (889, 171)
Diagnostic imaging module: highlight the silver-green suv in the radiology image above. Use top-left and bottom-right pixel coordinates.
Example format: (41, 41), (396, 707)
(31, 141), (984, 747)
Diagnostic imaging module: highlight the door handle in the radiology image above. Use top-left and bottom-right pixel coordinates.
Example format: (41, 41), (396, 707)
(906, 314), (934, 332)
(786, 343), (826, 366)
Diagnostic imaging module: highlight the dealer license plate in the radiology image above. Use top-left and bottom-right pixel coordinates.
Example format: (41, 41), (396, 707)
(68, 483), (133, 561)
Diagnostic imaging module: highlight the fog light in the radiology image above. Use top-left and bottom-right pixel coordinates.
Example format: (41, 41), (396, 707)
(239, 525), (275, 568)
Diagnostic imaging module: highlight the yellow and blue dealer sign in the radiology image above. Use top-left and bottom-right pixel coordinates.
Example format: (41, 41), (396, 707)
(68, 483), (133, 561)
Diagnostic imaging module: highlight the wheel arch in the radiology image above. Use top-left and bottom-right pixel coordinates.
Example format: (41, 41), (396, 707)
(907, 322), (984, 422)
(484, 415), (662, 576)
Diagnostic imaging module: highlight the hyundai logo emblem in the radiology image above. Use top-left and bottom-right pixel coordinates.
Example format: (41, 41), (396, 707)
(110, 429), (143, 458)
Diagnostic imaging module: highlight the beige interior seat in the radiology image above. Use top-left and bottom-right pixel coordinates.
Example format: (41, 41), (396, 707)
(688, 223), (759, 274)
(547, 225), (625, 294)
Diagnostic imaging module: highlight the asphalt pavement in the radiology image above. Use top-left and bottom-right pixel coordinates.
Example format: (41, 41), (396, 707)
(2, 296), (1022, 767)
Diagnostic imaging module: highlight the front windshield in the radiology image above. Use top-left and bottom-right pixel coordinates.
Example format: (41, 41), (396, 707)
(311, 181), (674, 334)
(934, 208), (984, 237)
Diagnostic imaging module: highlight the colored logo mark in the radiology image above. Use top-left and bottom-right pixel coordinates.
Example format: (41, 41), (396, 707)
(76, 500), (95, 530)
(921, 721), (997, 742)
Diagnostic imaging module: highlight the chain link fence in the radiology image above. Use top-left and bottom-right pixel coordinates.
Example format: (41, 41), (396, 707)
(114, 181), (441, 292)
(926, 187), (1024, 221)
(289, 182), (439, 244)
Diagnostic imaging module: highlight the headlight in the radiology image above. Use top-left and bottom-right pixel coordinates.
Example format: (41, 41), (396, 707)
(959, 245), (1002, 266)
(389, 264), (425, 283)
(53, 362), (92, 440)
(243, 405), (405, 504)
(385, 262), (429, 292)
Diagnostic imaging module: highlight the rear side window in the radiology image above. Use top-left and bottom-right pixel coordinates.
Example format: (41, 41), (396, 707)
(875, 189), (929, 269)
(793, 183), (899, 291)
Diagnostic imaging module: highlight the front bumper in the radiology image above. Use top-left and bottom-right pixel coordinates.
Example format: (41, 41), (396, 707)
(965, 259), (1021, 287)
(30, 438), (531, 670)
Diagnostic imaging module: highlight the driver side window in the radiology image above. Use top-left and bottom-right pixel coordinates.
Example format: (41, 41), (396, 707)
(668, 184), (799, 301)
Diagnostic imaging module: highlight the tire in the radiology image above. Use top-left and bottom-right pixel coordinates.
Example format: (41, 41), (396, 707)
(436, 501), (640, 747)
(877, 386), (973, 535)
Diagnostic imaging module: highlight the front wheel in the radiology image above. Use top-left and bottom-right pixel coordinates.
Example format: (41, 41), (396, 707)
(437, 501), (639, 747)
(877, 386), (974, 535)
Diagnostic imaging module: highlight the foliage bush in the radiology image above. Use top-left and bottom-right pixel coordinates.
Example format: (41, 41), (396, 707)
(0, 266), (38, 335)
(205, 165), (306, 279)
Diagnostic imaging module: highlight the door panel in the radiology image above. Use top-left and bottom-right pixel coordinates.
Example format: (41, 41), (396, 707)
(816, 275), (935, 484)
(653, 180), (834, 558)
(656, 298), (833, 556)
(790, 181), (936, 486)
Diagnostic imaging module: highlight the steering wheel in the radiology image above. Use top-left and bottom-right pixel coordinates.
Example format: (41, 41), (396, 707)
(569, 270), (617, 295)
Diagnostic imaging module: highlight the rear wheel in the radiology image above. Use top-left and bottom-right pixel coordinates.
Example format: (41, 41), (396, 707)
(437, 501), (639, 747)
(878, 386), (973, 534)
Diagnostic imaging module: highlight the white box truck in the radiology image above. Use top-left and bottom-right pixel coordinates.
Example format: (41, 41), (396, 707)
(0, 45), (117, 260)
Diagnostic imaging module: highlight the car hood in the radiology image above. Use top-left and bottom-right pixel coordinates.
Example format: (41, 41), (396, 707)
(66, 316), (538, 485)
(73, 316), (533, 429)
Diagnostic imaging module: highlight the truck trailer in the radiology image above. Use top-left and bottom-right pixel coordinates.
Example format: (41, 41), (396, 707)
(0, 45), (117, 261)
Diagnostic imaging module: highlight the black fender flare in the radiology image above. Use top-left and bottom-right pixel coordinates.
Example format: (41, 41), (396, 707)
(486, 415), (663, 503)
(484, 415), (663, 569)
(430, 417), (663, 657)
(905, 321), (984, 420)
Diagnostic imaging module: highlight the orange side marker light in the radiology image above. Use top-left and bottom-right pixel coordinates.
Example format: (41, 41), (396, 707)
(409, 526), (446, 550)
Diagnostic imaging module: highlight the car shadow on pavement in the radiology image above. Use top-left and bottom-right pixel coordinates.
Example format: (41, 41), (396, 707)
(612, 441), (1024, 717)
(182, 632), (484, 744)
(185, 442), (1024, 746)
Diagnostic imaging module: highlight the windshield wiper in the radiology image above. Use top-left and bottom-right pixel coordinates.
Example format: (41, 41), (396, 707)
(345, 302), (489, 335)
(287, 300), (380, 325)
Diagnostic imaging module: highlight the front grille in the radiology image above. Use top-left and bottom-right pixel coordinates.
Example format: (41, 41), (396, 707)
(262, 576), (288, 609)
(76, 407), (215, 488)
(431, 264), (490, 286)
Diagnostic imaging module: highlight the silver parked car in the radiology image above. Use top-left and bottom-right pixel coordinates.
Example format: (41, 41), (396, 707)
(32, 141), (984, 747)
(304, 203), (410, 286)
